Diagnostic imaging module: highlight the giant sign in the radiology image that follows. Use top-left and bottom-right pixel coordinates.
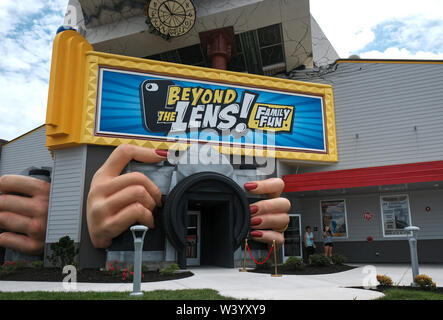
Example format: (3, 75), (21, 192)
(46, 31), (337, 162)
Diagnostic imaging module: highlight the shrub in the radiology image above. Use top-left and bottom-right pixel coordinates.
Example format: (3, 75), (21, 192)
(121, 268), (134, 281)
(0, 260), (31, 278)
(331, 254), (347, 265)
(104, 261), (147, 281)
(31, 260), (44, 269)
(160, 264), (180, 276)
(310, 254), (331, 266)
(414, 274), (437, 290)
(47, 236), (79, 268)
(0, 261), (17, 278)
(105, 261), (121, 277)
(14, 260), (29, 269)
(376, 274), (393, 286)
(282, 256), (304, 270)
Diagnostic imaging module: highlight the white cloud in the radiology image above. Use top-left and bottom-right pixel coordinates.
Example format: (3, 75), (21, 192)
(1, 1), (442, 140)
(360, 48), (443, 60)
(0, 0), (68, 141)
(310, 0), (443, 58)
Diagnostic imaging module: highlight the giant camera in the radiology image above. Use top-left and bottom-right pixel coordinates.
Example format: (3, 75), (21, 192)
(109, 148), (269, 268)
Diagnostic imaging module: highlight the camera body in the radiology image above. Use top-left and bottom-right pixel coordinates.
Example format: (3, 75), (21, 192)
(109, 148), (269, 268)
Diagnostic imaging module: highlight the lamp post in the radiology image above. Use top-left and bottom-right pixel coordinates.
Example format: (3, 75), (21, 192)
(130, 225), (148, 297)
(404, 226), (420, 287)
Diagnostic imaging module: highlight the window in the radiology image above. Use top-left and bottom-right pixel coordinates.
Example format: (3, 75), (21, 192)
(145, 24), (286, 75)
(257, 23), (285, 67)
(227, 34), (247, 72)
(320, 200), (348, 238)
(178, 44), (206, 67)
(380, 194), (412, 237)
(145, 43), (208, 67)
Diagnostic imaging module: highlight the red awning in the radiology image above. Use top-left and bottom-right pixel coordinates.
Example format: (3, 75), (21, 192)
(283, 160), (443, 193)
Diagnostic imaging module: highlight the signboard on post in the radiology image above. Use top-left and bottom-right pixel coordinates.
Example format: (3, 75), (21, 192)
(46, 31), (338, 162)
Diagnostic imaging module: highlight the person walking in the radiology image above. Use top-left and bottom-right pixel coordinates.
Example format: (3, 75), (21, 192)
(304, 226), (316, 264)
(323, 225), (334, 262)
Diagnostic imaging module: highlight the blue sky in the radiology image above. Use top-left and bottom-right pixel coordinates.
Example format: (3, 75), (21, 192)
(0, 0), (442, 141)
(0, 0), (67, 141)
(310, 0), (443, 59)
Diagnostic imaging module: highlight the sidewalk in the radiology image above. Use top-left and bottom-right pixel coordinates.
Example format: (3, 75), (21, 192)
(1, 264), (442, 300)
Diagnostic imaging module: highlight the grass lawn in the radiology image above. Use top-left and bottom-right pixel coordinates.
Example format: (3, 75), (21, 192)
(0, 289), (235, 300)
(377, 288), (443, 300)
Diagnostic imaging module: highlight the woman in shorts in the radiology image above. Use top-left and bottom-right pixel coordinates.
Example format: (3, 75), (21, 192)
(304, 226), (316, 264)
(323, 225), (334, 260)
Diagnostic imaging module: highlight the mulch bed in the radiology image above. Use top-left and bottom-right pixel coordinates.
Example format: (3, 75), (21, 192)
(350, 285), (443, 294)
(0, 268), (193, 283)
(249, 264), (355, 275)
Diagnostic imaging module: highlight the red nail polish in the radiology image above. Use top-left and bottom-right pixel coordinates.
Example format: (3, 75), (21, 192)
(155, 149), (168, 158)
(250, 218), (262, 226)
(250, 231), (263, 238)
(244, 182), (258, 191)
(250, 205), (259, 215)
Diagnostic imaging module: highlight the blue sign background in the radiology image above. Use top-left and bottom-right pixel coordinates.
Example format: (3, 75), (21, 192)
(97, 68), (326, 152)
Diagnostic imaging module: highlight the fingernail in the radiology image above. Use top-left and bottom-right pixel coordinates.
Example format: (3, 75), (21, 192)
(244, 182), (258, 191)
(155, 149), (169, 158)
(250, 231), (263, 238)
(250, 218), (262, 226)
(250, 205), (259, 215)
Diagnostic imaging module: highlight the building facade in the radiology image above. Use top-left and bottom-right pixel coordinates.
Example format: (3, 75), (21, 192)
(1, 0), (442, 268)
(280, 60), (443, 263)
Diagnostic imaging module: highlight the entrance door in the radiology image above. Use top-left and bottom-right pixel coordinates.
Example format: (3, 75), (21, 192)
(283, 214), (302, 261)
(200, 200), (234, 268)
(186, 211), (201, 266)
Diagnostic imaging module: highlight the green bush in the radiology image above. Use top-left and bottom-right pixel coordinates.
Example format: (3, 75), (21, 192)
(0, 261), (17, 278)
(414, 274), (437, 290)
(0, 260), (31, 278)
(310, 254), (331, 266)
(331, 254), (347, 265)
(47, 236), (79, 268)
(282, 256), (304, 270)
(160, 264), (180, 276)
(104, 261), (147, 281)
(376, 274), (393, 286)
(121, 267), (138, 281)
(105, 261), (121, 277)
(31, 260), (44, 269)
(13, 260), (29, 269)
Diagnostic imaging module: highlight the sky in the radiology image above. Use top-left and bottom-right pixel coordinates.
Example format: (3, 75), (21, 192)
(0, 0), (442, 141)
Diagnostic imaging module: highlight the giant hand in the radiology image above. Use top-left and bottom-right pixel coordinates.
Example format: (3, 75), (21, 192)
(87, 144), (167, 248)
(0, 175), (50, 255)
(87, 144), (290, 249)
(245, 178), (290, 248)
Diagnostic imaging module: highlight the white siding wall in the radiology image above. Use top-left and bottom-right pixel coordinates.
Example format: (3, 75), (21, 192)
(0, 126), (53, 175)
(46, 146), (87, 243)
(288, 189), (443, 242)
(310, 15), (339, 67)
(290, 62), (443, 173)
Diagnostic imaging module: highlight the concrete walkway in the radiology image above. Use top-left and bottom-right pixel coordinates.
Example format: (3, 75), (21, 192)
(1, 264), (442, 300)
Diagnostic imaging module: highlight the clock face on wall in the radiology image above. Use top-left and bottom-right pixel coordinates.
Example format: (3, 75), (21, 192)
(147, 0), (196, 38)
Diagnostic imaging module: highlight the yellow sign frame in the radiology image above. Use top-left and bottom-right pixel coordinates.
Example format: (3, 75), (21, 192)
(46, 31), (338, 162)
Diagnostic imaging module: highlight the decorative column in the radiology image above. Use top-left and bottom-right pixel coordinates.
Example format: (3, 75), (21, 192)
(199, 27), (235, 70)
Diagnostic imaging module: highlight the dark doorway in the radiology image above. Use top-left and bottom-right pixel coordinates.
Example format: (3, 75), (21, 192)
(163, 172), (249, 269)
(188, 197), (234, 268)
